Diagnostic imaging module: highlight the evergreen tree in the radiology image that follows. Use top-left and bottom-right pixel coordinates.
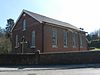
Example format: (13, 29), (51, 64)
(5, 18), (14, 38)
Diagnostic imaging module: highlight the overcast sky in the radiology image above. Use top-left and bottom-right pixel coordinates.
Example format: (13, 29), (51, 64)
(0, 0), (100, 33)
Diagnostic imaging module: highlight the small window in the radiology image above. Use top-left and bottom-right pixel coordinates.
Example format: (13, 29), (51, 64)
(23, 19), (26, 31)
(52, 28), (57, 48)
(15, 35), (19, 48)
(31, 31), (35, 48)
(64, 31), (68, 48)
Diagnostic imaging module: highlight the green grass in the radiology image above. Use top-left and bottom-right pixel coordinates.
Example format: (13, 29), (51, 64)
(94, 48), (100, 50)
(91, 48), (100, 51)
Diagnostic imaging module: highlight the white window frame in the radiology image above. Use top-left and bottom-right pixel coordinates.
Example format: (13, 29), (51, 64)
(15, 35), (19, 48)
(23, 19), (26, 31)
(52, 28), (57, 48)
(72, 32), (77, 48)
(31, 31), (36, 48)
(80, 33), (83, 48)
(64, 31), (68, 48)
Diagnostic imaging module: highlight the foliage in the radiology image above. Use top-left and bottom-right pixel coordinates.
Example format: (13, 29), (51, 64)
(0, 18), (14, 54)
(5, 18), (14, 38)
(89, 40), (100, 48)
(0, 37), (12, 53)
(0, 27), (12, 53)
(6, 19), (14, 33)
(87, 29), (100, 48)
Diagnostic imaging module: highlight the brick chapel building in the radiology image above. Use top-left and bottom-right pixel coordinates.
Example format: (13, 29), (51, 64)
(11, 9), (88, 53)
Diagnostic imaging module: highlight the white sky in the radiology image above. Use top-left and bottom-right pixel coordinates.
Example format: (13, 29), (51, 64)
(1, 0), (100, 33)
(38, 0), (100, 33)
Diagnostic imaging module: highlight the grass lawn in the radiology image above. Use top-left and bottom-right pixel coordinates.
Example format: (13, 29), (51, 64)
(91, 48), (100, 51)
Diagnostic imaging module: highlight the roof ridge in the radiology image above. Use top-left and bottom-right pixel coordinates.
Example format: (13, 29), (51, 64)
(23, 9), (80, 31)
(12, 9), (80, 31)
(24, 9), (70, 24)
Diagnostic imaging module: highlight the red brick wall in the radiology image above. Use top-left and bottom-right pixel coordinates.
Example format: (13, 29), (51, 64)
(0, 51), (100, 65)
(12, 12), (88, 53)
(12, 13), (43, 53)
(43, 23), (88, 52)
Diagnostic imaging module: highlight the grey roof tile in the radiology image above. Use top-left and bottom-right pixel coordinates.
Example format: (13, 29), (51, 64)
(24, 10), (80, 31)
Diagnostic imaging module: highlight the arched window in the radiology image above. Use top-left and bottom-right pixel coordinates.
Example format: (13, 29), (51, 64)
(72, 32), (77, 48)
(80, 33), (83, 48)
(31, 31), (35, 48)
(52, 28), (57, 48)
(15, 35), (19, 48)
(23, 19), (26, 31)
(64, 31), (68, 48)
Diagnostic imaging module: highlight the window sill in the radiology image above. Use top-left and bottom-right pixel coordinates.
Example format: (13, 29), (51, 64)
(15, 46), (19, 48)
(30, 46), (35, 48)
(22, 29), (26, 31)
(80, 46), (83, 48)
(52, 45), (58, 48)
(73, 46), (76, 48)
(64, 46), (68, 48)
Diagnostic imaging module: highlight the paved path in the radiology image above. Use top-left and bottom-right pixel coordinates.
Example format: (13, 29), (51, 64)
(0, 64), (100, 75)
(1, 68), (100, 75)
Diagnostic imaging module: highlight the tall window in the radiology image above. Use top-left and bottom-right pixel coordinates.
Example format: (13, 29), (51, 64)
(52, 28), (57, 48)
(80, 33), (83, 48)
(31, 31), (35, 48)
(72, 32), (77, 48)
(64, 31), (68, 48)
(23, 19), (26, 31)
(15, 35), (19, 48)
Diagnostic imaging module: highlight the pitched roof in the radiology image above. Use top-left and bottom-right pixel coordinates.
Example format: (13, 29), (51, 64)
(12, 9), (80, 31)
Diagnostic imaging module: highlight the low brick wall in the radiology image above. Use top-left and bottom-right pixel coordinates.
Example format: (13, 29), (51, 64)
(0, 51), (100, 65)
(0, 53), (36, 65)
(39, 51), (100, 64)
